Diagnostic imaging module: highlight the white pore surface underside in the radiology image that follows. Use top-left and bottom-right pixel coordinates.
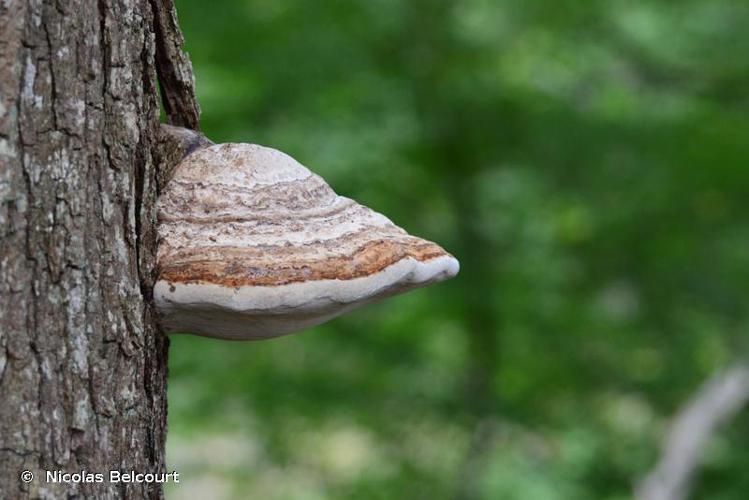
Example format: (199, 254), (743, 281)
(155, 255), (459, 340)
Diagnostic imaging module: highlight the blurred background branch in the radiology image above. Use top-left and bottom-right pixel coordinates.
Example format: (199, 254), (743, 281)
(636, 363), (749, 500)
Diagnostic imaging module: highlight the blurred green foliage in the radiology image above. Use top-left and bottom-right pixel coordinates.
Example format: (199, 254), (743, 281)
(166, 0), (749, 498)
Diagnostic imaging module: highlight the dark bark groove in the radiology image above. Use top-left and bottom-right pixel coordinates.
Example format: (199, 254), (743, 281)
(0, 0), (197, 497)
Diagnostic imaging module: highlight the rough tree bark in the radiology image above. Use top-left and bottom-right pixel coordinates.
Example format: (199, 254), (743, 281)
(0, 0), (198, 498)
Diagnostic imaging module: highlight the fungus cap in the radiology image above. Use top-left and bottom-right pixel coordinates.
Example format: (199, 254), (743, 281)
(154, 142), (459, 340)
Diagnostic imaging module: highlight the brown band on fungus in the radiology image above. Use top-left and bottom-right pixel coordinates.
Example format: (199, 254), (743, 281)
(158, 239), (452, 287)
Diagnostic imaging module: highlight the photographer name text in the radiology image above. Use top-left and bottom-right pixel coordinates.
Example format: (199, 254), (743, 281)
(43, 470), (179, 484)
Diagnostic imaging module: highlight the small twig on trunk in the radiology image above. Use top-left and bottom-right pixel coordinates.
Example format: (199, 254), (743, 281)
(150, 0), (201, 129)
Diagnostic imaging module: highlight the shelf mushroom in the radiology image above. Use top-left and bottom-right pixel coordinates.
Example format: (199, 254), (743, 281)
(154, 132), (459, 340)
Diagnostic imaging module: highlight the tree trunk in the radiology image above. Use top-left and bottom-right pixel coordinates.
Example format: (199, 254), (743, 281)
(0, 0), (198, 497)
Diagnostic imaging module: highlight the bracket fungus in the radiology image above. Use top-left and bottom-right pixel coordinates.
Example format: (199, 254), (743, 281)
(154, 128), (459, 340)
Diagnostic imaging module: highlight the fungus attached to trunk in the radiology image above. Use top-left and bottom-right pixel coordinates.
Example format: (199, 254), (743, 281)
(154, 134), (459, 340)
